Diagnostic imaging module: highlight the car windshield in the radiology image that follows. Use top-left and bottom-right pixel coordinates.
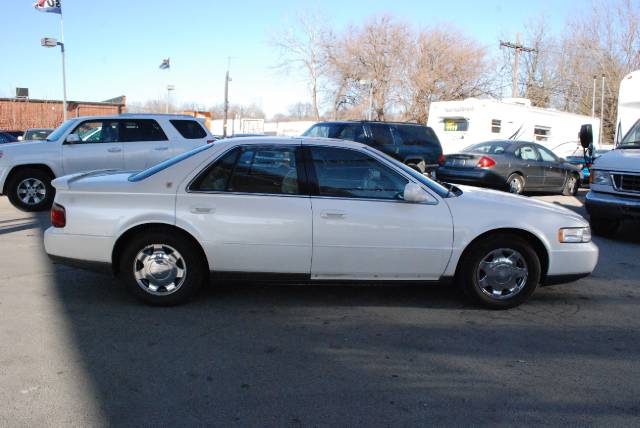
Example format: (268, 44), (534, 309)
(46, 120), (77, 142)
(619, 119), (640, 149)
(463, 141), (510, 154)
(128, 143), (214, 182)
(364, 146), (451, 197)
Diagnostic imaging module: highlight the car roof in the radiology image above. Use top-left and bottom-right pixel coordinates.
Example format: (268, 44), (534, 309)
(213, 136), (368, 150)
(68, 113), (198, 121)
(312, 120), (431, 127)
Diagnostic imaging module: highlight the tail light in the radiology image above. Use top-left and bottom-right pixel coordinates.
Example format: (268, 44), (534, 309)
(477, 156), (496, 168)
(438, 154), (446, 166)
(51, 203), (66, 228)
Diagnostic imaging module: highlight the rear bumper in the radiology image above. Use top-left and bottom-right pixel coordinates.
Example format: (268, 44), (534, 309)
(585, 190), (640, 220)
(44, 227), (114, 267)
(436, 167), (505, 188)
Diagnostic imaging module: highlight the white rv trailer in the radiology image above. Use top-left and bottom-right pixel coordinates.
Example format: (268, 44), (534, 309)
(427, 98), (600, 157)
(615, 70), (640, 145)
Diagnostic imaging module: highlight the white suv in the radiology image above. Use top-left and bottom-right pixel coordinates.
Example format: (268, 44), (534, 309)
(0, 114), (214, 211)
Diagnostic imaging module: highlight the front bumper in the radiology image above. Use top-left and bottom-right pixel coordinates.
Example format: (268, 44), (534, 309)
(545, 241), (598, 284)
(585, 190), (640, 220)
(0, 166), (8, 195)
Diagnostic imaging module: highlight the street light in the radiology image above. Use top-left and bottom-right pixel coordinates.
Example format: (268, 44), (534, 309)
(359, 79), (374, 121)
(41, 37), (67, 121)
(166, 84), (175, 114)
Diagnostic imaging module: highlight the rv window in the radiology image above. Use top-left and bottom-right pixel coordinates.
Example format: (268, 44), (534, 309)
(534, 126), (551, 142)
(491, 119), (501, 133)
(444, 118), (468, 132)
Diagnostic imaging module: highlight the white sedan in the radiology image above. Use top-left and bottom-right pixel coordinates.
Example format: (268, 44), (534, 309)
(44, 137), (598, 309)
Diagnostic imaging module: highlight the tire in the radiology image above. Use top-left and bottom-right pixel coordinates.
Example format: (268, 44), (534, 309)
(456, 233), (541, 309)
(119, 231), (207, 306)
(6, 168), (55, 212)
(506, 173), (525, 195)
(590, 217), (619, 238)
(562, 174), (579, 196)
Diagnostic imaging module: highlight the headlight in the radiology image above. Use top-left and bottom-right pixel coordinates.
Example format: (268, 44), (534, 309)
(591, 170), (611, 185)
(558, 227), (592, 243)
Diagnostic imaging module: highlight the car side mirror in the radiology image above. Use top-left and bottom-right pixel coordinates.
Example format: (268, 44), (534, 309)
(65, 133), (80, 144)
(403, 183), (433, 203)
(579, 124), (593, 149)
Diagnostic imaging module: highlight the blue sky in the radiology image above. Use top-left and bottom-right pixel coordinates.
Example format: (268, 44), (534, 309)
(2, 0), (580, 116)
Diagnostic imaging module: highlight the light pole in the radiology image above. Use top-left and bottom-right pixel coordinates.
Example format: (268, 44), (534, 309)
(41, 37), (67, 121)
(166, 85), (175, 113)
(223, 57), (235, 138)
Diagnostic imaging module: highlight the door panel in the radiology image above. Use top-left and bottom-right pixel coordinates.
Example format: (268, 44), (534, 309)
(62, 119), (123, 174)
(176, 193), (312, 273)
(515, 145), (544, 188)
(537, 146), (566, 188)
(311, 198), (453, 280)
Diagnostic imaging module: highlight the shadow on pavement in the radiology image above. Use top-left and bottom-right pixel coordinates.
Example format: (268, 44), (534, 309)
(28, 208), (640, 426)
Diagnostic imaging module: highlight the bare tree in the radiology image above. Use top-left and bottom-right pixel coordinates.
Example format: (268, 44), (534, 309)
(270, 12), (329, 120)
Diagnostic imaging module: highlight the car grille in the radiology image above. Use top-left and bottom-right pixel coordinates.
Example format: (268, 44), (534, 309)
(612, 173), (640, 193)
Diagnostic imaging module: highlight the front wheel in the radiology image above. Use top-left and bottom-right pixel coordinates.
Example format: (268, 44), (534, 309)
(562, 174), (579, 196)
(6, 168), (55, 212)
(119, 232), (207, 305)
(456, 233), (541, 309)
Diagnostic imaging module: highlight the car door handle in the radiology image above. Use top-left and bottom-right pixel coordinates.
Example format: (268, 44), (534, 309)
(154, 147), (169, 151)
(190, 207), (215, 214)
(107, 147), (122, 153)
(320, 210), (347, 219)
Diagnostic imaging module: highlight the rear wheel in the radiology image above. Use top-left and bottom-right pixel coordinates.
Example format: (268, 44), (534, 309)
(6, 168), (55, 212)
(562, 174), (579, 196)
(456, 233), (541, 309)
(119, 231), (206, 305)
(506, 173), (525, 195)
(590, 217), (619, 238)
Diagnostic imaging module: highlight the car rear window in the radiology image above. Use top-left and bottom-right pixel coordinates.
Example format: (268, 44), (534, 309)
(128, 144), (214, 182)
(170, 120), (207, 139)
(464, 141), (510, 154)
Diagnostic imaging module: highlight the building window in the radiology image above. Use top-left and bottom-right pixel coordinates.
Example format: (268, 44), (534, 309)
(443, 118), (469, 132)
(534, 126), (551, 142)
(491, 119), (501, 133)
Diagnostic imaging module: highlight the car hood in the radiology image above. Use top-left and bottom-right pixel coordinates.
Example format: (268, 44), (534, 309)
(0, 140), (55, 160)
(592, 148), (640, 171)
(449, 185), (587, 224)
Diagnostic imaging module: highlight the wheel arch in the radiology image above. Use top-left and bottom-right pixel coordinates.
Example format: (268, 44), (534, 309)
(453, 228), (550, 283)
(111, 223), (209, 276)
(3, 164), (56, 194)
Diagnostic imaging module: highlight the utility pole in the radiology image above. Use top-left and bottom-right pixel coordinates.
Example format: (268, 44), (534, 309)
(223, 57), (235, 138)
(500, 33), (536, 98)
(591, 76), (596, 117)
(600, 74), (605, 146)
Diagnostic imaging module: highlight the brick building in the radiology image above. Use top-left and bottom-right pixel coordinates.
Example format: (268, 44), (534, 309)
(0, 96), (126, 131)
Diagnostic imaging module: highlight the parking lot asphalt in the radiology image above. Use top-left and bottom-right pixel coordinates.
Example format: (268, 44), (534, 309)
(0, 190), (639, 427)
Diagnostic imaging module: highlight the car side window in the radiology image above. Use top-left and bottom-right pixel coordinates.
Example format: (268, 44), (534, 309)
(71, 120), (119, 144)
(305, 125), (330, 138)
(170, 120), (207, 139)
(516, 145), (540, 161)
(537, 146), (557, 162)
(309, 146), (408, 200)
(191, 146), (301, 195)
(119, 120), (168, 142)
(333, 124), (367, 143)
(368, 123), (394, 146)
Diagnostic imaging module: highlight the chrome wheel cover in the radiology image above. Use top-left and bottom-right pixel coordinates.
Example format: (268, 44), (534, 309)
(509, 177), (523, 194)
(17, 178), (46, 205)
(567, 176), (577, 194)
(475, 248), (528, 300)
(133, 244), (187, 296)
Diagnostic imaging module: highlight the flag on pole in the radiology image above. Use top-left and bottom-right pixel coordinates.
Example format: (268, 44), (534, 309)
(34, 0), (62, 14)
(159, 58), (170, 70)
